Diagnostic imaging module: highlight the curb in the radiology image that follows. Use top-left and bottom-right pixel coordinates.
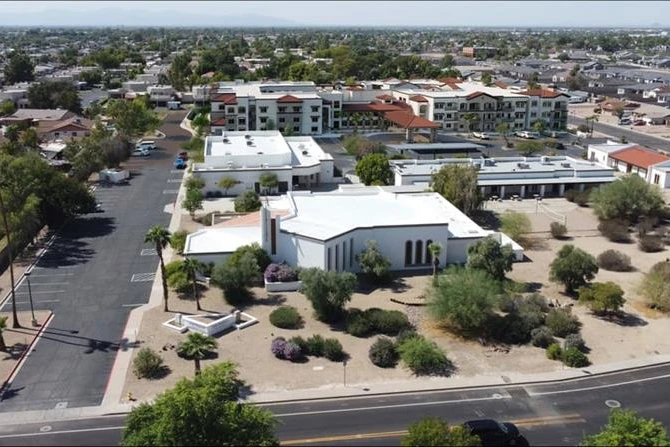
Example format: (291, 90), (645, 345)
(0, 311), (54, 395)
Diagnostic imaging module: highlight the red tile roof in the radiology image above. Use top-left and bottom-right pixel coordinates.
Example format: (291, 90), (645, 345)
(276, 94), (303, 103)
(211, 93), (237, 104)
(383, 111), (440, 129)
(437, 77), (462, 84)
(342, 103), (403, 113)
(519, 88), (568, 98)
(376, 94), (394, 101)
(610, 146), (670, 168)
(211, 118), (227, 126)
(494, 81), (508, 89)
(465, 91), (498, 100)
(409, 95), (429, 103)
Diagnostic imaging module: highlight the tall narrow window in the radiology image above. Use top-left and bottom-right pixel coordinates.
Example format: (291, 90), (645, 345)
(335, 245), (339, 272)
(349, 238), (354, 267)
(405, 241), (413, 265)
(327, 247), (331, 271)
(425, 240), (433, 265)
(415, 240), (423, 265)
(342, 242), (347, 271)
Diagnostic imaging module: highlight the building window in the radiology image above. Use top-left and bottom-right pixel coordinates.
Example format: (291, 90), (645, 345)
(278, 117), (285, 123)
(260, 117), (267, 123)
(228, 119), (235, 125)
(415, 240), (423, 264)
(311, 106), (319, 113)
(72, 132), (78, 137)
(342, 241), (347, 271)
(335, 245), (339, 272)
(218, 104), (225, 111)
(238, 106), (246, 114)
(292, 106), (301, 113)
(238, 118), (246, 125)
(654, 174), (660, 184)
(334, 101), (340, 108)
(293, 126), (300, 132)
(259, 106), (268, 113)
(425, 240), (433, 265)
(311, 126), (318, 132)
(349, 238), (354, 267)
(293, 117), (300, 123)
(311, 116), (319, 122)
(405, 241), (413, 265)
(531, 101), (538, 107)
(227, 107), (235, 114)
(327, 247), (331, 271)
(278, 107), (286, 113)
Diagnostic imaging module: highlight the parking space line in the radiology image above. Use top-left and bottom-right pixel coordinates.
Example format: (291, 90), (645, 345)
(167, 179), (183, 183)
(15, 290), (66, 295)
(33, 265), (77, 270)
(170, 169), (183, 174)
(162, 189), (180, 194)
(140, 248), (157, 256)
(121, 303), (145, 307)
(14, 299), (61, 304)
(131, 273), (156, 282)
(28, 273), (74, 277)
(19, 282), (70, 286)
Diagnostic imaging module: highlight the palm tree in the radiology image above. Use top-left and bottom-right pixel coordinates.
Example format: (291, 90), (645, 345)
(259, 173), (278, 196)
(217, 176), (240, 197)
(179, 258), (205, 311)
(144, 225), (172, 312)
(177, 332), (217, 375)
(0, 192), (19, 328)
(428, 242), (443, 284)
(585, 115), (599, 137)
(0, 316), (7, 351)
(462, 113), (478, 135)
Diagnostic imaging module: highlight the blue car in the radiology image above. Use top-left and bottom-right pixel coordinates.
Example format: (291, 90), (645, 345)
(174, 157), (186, 169)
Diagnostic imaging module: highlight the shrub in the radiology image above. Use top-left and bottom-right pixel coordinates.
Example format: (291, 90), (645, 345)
(305, 334), (325, 357)
(546, 343), (563, 361)
(597, 249), (632, 272)
(264, 263), (299, 283)
(397, 335), (450, 376)
(323, 338), (345, 362)
(345, 309), (374, 337)
(640, 261), (670, 311)
(531, 326), (556, 348)
(299, 268), (357, 323)
(234, 190), (261, 212)
(549, 245), (599, 294)
(598, 219), (630, 243)
(639, 235), (664, 253)
(356, 240), (392, 284)
(565, 189), (577, 202)
(229, 243), (272, 274)
(211, 252), (259, 304)
(500, 211), (531, 242)
(165, 260), (190, 292)
(269, 306), (303, 329)
(562, 347), (590, 367)
(366, 308), (411, 336)
(563, 333), (586, 352)
(289, 336), (308, 352)
(369, 337), (399, 368)
(487, 313), (534, 345)
(282, 342), (303, 362)
(169, 230), (189, 255)
(396, 329), (419, 345)
(271, 337), (287, 359)
(133, 348), (165, 379)
(550, 222), (568, 239)
(574, 191), (590, 207)
(546, 308), (582, 337)
(578, 282), (625, 315)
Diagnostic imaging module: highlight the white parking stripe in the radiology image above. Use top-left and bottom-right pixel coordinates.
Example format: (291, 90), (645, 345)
(14, 299), (61, 304)
(131, 273), (156, 282)
(167, 179), (183, 183)
(121, 303), (144, 307)
(163, 189), (180, 194)
(28, 273), (74, 277)
(15, 290), (66, 294)
(19, 282), (70, 286)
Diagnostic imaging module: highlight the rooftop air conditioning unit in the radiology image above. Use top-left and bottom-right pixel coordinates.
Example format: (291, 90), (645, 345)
(223, 138), (230, 143)
(562, 162), (571, 168)
(472, 162), (482, 170)
(245, 134), (251, 139)
(247, 140), (254, 146)
(541, 156), (549, 163)
(302, 150), (308, 155)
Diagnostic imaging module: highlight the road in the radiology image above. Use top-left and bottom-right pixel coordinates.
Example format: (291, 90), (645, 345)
(568, 115), (670, 152)
(1, 363), (670, 446)
(0, 111), (190, 412)
(79, 89), (108, 108)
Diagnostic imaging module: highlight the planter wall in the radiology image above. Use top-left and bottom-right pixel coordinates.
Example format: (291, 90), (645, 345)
(265, 280), (302, 293)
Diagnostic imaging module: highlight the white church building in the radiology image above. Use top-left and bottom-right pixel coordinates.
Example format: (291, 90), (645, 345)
(183, 185), (523, 272)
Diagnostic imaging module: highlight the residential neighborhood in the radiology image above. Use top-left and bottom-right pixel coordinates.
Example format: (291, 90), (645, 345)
(3, 2), (670, 446)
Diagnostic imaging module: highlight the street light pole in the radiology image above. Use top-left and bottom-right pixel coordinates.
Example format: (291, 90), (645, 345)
(24, 270), (37, 327)
(343, 359), (347, 387)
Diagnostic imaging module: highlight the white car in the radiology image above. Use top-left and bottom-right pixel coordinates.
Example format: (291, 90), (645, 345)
(472, 132), (491, 140)
(132, 148), (150, 157)
(135, 140), (157, 151)
(515, 131), (540, 139)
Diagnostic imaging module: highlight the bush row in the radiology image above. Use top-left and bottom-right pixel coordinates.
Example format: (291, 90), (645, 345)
(545, 342), (590, 367)
(271, 335), (345, 362)
(368, 331), (452, 376)
(346, 308), (412, 338)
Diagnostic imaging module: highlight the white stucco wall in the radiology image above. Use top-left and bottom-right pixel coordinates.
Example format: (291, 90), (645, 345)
(194, 167), (293, 195)
(445, 237), (481, 264)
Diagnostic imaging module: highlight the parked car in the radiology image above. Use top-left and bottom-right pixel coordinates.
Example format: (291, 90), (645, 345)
(515, 131), (540, 139)
(132, 148), (150, 157)
(463, 419), (526, 446)
(136, 140), (157, 151)
(178, 151), (189, 160)
(174, 157), (186, 169)
(473, 131), (492, 140)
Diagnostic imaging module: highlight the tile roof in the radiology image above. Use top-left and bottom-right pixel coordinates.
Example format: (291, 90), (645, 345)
(276, 94), (303, 103)
(519, 88), (568, 98)
(465, 91), (498, 100)
(376, 94), (394, 101)
(383, 111), (440, 129)
(211, 118), (227, 126)
(609, 146), (670, 168)
(211, 93), (238, 104)
(342, 103), (403, 113)
(409, 95), (429, 103)
(494, 80), (509, 89)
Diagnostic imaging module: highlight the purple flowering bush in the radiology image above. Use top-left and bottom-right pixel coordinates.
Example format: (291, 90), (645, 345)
(283, 341), (303, 362)
(271, 337), (287, 359)
(264, 263), (299, 283)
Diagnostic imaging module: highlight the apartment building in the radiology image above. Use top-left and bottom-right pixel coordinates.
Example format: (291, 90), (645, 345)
(520, 88), (570, 131)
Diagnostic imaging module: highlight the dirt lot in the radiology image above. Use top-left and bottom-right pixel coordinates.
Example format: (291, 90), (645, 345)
(122, 198), (670, 402)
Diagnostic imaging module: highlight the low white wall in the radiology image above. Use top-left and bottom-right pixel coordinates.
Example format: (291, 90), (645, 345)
(183, 314), (236, 336)
(265, 280), (302, 292)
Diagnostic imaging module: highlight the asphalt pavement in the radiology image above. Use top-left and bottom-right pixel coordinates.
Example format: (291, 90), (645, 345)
(79, 89), (108, 108)
(1, 363), (670, 446)
(568, 115), (670, 152)
(0, 111), (190, 413)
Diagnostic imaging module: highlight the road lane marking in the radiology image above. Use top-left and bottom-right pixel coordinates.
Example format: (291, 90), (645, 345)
(274, 394), (512, 417)
(121, 303), (144, 307)
(0, 426), (126, 439)
(280, 414), (585, 445)
(167, 178), (183, 183)
(527, 373), (670, 396)
(131, 273), (156, 282)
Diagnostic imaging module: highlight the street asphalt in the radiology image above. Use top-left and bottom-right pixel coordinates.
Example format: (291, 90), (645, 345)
(568, 115), (670, 152)
(0, 111), (190, 412)
(1, 363), (670, 446)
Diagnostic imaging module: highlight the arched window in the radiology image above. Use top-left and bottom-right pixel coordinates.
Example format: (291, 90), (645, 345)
(415, 240), (423, 265)
(405, 241), (413, 265)
(425, 240), (433, 265)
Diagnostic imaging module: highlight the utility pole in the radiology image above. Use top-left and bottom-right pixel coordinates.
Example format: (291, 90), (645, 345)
(0, 192), (20, 328)
(343, 359), (347, 387)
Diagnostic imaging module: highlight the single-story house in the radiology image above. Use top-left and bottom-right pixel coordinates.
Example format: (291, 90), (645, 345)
(183, 185), (523, 269)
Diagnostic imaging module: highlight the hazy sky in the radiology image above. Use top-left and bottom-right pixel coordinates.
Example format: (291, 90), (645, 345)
(1, 1), (669, 27)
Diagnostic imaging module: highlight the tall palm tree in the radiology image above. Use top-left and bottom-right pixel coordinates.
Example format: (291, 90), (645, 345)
(428, 242), (443, 284)
(144, 225), (172, 312)
(0, 192), (19, 328)
(177, 332), (217, 375)
(0, 316), (7, 351)
(179, 258), (205, 311)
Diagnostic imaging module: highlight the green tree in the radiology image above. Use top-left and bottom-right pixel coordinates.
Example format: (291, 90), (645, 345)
(211, 252), (260, 304)
(298, 268), (357, 323)
(259, 173), (279, 195)
(481, 72), (493, 86)
(428, 242), (443, 283)
(27, 81), (82, 113)
(581, 408), (670, 447)
(182, 188), (204, 219)
(234, 190), (261, 212)
(168, 52), (192, 92)
(169, 230), (189, 255)
(462, 113), (478, 133)
(499, 211), (531, 242)
(429, 266), (501, 334)
(227, 243), (272, 273)
(466, 236), (515, 281)
(3, 51), (34, 84)
(144, 225), (171, 312)
(19, 128), (39, 151)
(431, 164), (482, 217)
(265, 118), (276, 131)
(639, 261), (670, 312)
(185, 176), (205, 191)
(531, 120), (547, 135)
(585, 114), (599, 137)
(578, 281), (625, 315)
(121, 363), (279, 447)
(0, 100), (16, 117)
(549, 244), (599, 294)
(106, 98), (161, 140)
(495, 122), (510, 147)
(177, 332), (217, 375)
(218, 176), (240, 196)
(179, 258), (205, 311)
(356, 240), (391, 284)
(355, 153), (393, 186)
(402, 418), (482, 447)
(590, 175), (664, 224)
(516, 140), (543, 156)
